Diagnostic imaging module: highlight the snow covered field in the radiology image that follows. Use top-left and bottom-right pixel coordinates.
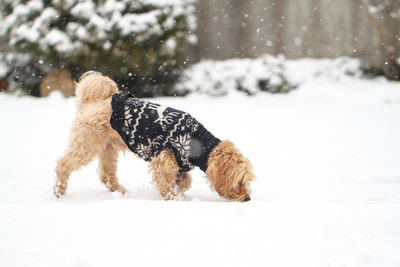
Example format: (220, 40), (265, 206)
(1, 72), (400, 266)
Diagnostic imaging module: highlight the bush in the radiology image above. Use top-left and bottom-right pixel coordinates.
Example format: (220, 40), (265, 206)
(175, 55), (375, 96)
(175, 54), (296, 96)
(0, 0), (197, 96)
(0, 52), (51, 96)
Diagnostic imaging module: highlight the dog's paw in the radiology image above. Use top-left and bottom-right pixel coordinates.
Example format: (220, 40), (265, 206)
(160, 190), (177, 201)
(116, 185), (127, 195)
(53, 182), (67, 198)
(104, 181), (127, 195)
(110, 185), (127, 199)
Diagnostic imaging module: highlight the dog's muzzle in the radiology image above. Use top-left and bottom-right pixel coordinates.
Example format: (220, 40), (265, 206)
(243, 196), (251, 202)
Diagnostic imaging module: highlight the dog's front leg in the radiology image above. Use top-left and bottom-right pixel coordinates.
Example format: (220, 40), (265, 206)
(149, 149), (180, 200)
(54, 127), (106, 198)
(54, 147), (96, 198)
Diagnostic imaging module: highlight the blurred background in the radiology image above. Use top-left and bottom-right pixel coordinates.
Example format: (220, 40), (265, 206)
(0, 0), (399, 97)
(196, 0), (399, 65)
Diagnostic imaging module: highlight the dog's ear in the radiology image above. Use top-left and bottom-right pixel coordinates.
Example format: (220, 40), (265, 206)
(233, 179), (243, 189)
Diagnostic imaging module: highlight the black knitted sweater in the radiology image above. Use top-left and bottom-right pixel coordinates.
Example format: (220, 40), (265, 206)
(110, 92), (221, 172)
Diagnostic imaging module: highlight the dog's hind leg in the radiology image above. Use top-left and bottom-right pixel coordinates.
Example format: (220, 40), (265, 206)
(98, 141), (126, 194)
(149, 149), (180, 200)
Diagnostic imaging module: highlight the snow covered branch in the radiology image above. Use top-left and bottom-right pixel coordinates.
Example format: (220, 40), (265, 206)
(0, 0), (197, 95)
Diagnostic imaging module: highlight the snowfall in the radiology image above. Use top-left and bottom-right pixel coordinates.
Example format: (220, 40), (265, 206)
(1, 59), (400, 267)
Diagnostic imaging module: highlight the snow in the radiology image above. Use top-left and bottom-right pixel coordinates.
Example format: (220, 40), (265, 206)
(1, 68), (400, 266)
(0, 52), (34, 79)
(0, 56), (8, 77)
(368, 5), (385, 14)
(32, 7), (58, 31)
(117, 10), (161, 36)
(176, 55), (362, 96)
(40, 29), (78, 54)
(70, 1), (95, 19)
(176, 54), (288, 96)
(26, 0), (43, 12)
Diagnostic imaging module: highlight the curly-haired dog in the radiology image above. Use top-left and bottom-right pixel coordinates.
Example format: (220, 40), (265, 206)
(54, 71), (255, 202)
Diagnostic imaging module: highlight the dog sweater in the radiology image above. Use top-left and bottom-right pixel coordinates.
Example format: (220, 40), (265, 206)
(110, 92), (221, 172)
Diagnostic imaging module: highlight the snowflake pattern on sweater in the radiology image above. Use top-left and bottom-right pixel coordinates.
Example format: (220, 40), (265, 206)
(110, 93), (221, 172)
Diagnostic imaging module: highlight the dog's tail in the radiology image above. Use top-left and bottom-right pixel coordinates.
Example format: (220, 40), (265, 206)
(75, 71), (118, 106)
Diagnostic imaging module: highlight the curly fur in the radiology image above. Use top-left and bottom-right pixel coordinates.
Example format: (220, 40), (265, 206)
(75, 71), (117, 106)
(148, 149), (192, 200)
(206, 140), (255, 201)
(54, 71), (255, 202)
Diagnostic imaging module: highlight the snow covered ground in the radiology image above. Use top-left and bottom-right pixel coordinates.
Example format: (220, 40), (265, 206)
(1, 71), (400, 266)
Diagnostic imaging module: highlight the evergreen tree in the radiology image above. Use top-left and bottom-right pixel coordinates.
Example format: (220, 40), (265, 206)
(0, 0), (197, 96)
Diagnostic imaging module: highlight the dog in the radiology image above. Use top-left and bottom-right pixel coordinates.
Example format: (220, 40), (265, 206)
(53, 71), (255, 202)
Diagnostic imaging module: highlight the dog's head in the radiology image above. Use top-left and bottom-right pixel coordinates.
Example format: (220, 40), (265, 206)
(75, 71), (118, 105)
(206, 140), (256, 202)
